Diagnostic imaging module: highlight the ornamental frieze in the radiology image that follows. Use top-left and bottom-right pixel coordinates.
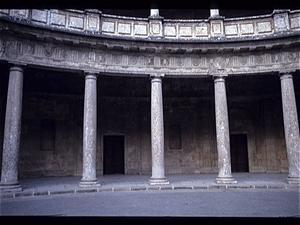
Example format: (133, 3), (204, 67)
(1, 38), (299, 76)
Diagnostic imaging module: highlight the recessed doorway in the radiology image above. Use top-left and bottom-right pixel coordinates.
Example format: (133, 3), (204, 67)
(230, 134), (249, 172)
(103, 135), (125, 175)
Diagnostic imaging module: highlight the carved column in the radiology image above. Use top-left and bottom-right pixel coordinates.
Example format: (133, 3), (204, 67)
(79, 73), (100, 188)
(0, 65), (24, 192)
(280, 72), (300, 184)
(148, 75), (169, 185)
(214, 76), (237, 184)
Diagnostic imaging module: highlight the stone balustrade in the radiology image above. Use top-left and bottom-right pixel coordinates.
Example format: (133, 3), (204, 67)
(1, 9), (300, 42)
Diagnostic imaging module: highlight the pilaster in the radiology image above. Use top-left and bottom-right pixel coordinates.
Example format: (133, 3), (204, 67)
(209, 9), (225, 38)
(273, 9), (290, 32)
(148, 9), (164, 38)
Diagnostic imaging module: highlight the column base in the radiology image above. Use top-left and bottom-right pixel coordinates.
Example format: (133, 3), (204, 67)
(215, 175), (237, 184)
(0, 182), (22, 192)
(78, 179), (101, 188)
(148, 177), (169, 186)
(286, 175), (300, 185)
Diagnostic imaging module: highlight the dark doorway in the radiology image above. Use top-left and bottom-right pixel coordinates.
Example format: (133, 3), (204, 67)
(230, 134), (249, 172)
(103, 135), (125, 175)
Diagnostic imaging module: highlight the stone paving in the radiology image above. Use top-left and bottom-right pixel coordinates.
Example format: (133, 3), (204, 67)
(1, 173), (299, 199)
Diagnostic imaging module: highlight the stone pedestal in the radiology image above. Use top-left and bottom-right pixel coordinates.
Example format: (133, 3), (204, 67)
(0, 65), (24, 192)
(148, 75), (169, 185)
(214, 76), (237, 184)
(280, 73), (300, 184)
(79, 73), (100, 188)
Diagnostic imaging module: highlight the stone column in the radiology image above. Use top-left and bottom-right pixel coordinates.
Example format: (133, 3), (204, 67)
(148, 75), (169, 185)
(280, 72), (300, 184)
(79, 73), (100, 188)
(214, 76), (237, 184)
(0, 65), (24, 192)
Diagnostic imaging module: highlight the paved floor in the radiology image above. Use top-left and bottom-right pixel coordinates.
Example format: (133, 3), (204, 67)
(1, 173), (299, 198)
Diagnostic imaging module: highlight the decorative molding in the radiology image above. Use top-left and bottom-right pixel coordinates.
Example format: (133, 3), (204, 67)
(1, 36), (299, 77)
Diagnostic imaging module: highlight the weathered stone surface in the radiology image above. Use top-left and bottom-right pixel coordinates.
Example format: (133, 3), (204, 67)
(280, 73), (300, 184)
(214, 76), (236, 184)
(0, 66), (24, 192)
(79, 74), (100, 188)
(149, 75), (169, 185)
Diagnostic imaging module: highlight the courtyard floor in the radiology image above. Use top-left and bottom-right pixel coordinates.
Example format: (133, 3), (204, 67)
(1, 173), (299, 199)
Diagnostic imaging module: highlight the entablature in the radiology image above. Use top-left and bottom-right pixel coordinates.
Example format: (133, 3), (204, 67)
(1, 31), (299, 78)
(0, 9), (300, 78)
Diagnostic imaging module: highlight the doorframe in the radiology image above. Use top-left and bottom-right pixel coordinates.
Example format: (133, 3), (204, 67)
(103, 134), (125, 175)
(230, 132), (250, 172)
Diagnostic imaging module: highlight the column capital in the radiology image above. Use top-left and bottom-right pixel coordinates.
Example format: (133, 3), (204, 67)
(213, 75), (226, 83)
(8, 62), (26, 72)
(279, 70), (295, 79)
(84, 71), (98, 80)
(150, 74), (164, 82)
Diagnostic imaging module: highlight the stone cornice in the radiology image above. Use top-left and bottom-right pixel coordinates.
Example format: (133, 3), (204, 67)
(1, 9), (300, 43)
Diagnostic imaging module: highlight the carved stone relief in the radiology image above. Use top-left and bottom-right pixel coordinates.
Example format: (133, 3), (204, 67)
(255, 55), (264, 64)
(61, 49), (69, 59)
(239, 56), (248, 65)
(129, 56), (138, 65)
(160, 57), (170, 66)
(145, 56), (154, 66)
(97, 54), (106, 63)
(21, 43), (35, 55)
(5, 41), (19, 58)
(44, 46), (54, 57)
(0, 37), (299, 76)
(113, 55), (122, 64)
(176, 58), (184, 67)
(192, 58), (200, 67)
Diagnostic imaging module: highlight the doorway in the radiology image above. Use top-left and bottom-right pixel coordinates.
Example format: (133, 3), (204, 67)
(230, 134), (249, 172)
(103, 135), (125, 175)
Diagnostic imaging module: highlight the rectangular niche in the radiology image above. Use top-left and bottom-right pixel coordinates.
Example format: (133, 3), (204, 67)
(169, 124), (182, 150)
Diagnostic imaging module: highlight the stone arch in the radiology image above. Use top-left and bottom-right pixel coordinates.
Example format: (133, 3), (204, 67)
(229, 107), (259, 172)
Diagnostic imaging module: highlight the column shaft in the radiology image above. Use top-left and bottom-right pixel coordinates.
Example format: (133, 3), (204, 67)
(214, 77), (237, 184)
(148, 75), (169, 185)
(280, 74), (300, 184)
(0, 66), (24, 192)
(79, 74), (100, 188)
